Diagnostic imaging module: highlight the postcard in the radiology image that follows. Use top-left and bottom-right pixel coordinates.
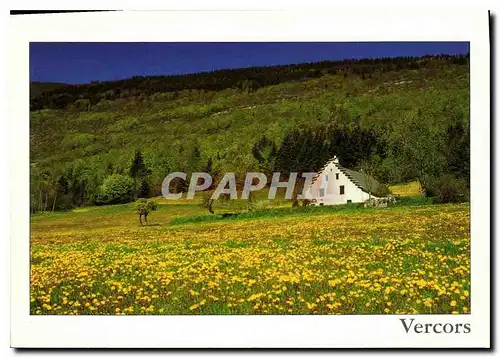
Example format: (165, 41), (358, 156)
(9, 8), (490, 348)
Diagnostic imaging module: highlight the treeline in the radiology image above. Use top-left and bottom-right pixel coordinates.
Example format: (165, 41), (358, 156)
(31, 150), (152, 212)
(257, 116), (469, 205)
(30, 53), (468, 111)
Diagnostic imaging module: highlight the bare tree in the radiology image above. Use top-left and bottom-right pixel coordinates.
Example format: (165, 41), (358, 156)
(201, 191), (215, 214)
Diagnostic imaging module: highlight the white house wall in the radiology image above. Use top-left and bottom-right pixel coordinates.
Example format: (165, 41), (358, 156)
(305, 162), (374, 206)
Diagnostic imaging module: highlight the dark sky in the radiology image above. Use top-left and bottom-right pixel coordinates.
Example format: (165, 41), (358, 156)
(30, 42), (469, 84)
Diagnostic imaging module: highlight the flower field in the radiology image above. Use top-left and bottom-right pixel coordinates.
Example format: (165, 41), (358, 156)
(30, 201), (470, 315)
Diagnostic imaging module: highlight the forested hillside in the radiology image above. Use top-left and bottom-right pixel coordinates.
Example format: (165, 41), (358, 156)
(30, 82), (69, 97)
(30, 54), (470, 212)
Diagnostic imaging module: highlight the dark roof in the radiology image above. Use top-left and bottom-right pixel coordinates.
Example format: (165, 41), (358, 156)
(339, 166), (391, 197)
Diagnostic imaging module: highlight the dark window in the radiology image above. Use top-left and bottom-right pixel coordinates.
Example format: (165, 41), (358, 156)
(319, 188), (325, 197)
(347, 200), (352, 203)
(340, 185), (345, 195)
(336, 173), (339, 180)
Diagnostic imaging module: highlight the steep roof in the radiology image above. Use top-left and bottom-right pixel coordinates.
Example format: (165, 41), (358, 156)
(312, 158), (391, 198)
(339, 166), (391, 198)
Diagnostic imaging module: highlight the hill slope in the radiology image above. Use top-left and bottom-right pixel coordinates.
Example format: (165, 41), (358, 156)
(30, 82), (69, 97)
(30, 55), (470, 211)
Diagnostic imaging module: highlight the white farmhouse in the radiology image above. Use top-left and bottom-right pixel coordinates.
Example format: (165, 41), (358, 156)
(304, 156), (390, 206)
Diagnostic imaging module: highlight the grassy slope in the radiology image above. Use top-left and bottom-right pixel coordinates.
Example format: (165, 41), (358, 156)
(390, 180), (422, 197)
(30, 63), (469, 191)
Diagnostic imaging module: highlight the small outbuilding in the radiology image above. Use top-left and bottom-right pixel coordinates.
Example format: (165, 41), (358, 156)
(304, 156), (391, 206)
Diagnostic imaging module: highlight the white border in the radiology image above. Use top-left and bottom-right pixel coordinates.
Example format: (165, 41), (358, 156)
(9, 9), (490, 348)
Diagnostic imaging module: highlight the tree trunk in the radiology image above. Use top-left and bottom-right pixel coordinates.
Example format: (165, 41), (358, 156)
(418, 170), (427, 196)
(292, 175), (304, 207)
(38, 190), (43, 212)
(247, 192), (253, 211)
(52, 193), (57, 212)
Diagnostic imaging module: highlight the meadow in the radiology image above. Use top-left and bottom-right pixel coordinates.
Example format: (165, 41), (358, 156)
(30, 186), (470, 315)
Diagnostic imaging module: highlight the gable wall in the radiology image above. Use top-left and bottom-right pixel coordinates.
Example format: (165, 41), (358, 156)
(306, 162), (373, 205)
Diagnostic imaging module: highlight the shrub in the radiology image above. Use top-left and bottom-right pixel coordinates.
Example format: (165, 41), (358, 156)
(135, 198), (158, 212)
(55, 194), (74, 211)
(429, 174), (469, 204)
(252, 200), (270, 211)
(95, 174), (135, 205)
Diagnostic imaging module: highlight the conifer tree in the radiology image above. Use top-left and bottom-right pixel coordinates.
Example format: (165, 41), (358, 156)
(130, 150), (151, 198)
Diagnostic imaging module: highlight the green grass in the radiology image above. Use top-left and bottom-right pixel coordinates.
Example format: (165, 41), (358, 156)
(225, 240), (250, 249)
(168, 195), (438, 226)
(424, 240), (467, 256)
(30, 188), (439, 234)
(394, 196), (435, 207)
